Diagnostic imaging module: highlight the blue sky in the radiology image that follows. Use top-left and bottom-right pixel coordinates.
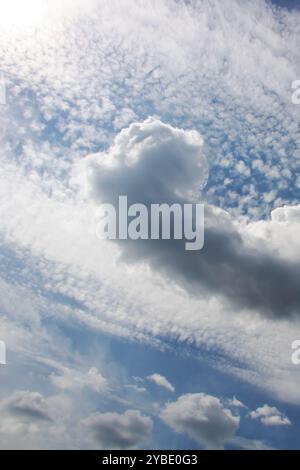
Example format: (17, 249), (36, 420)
(271, 0), (300, 9)
(0, 0), (300, 450)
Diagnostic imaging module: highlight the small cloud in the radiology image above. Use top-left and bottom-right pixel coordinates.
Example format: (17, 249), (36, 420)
(227, 396), (247, 409)
(147, 373), (175, 393)
(51, 366), (107, 393)
(231, 436), (275, 450)
(249, 404), (291, 426)
(3, 390), (52, 423)
(82, 117), (300, 320)
(125, 384), (147, 393)
(82, 409), (153, 449)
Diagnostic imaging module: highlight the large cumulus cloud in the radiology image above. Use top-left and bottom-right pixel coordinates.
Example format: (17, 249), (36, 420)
(83, 117), (209, 205)
(160, 393), (239, 449)
(82, 118), (300, 319)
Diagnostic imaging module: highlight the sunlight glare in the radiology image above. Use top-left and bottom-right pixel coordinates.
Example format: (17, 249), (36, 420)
(0, 0), (47, 30)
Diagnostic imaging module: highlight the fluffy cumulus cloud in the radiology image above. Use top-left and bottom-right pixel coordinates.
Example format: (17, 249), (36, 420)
(81, 117), (208, 205)
(83, 118), (300, 320)
(250, 405), (291, 426)
(83, 410), (153, 449)
(147, 373), (175, 393)
(160, 393), (240, 449)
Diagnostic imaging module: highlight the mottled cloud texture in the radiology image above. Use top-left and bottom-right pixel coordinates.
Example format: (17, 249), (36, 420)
(0, 0), (299, 450)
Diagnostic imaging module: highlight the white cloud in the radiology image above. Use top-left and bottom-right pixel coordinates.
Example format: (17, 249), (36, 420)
(81, 117), (208, 203)
(83, 409), (153, 449)
(231, 436), (275, 450)
(3, 390), (53, 422)
(147, 373), (175, 393)
(250, 404), (291, 426)
(51, 366), (107, 393)
(160, 393), (240, 449)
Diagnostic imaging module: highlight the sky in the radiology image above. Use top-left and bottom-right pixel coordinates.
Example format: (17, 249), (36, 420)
(0, 0), (300, 450)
